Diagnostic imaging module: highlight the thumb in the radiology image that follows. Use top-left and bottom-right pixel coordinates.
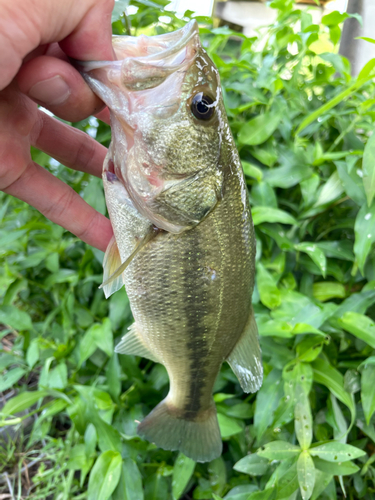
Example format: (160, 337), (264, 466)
(0, 0), (114, 90)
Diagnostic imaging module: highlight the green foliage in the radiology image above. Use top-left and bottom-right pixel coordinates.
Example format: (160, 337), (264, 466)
(1, 1), (375, 499)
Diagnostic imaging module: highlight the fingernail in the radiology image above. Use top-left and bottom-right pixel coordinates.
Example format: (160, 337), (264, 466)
(28, 75), (71, 106)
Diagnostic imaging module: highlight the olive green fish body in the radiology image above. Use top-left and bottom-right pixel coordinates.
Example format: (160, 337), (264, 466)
(79, 21), (262, 462)
(126, 146), (255, 409)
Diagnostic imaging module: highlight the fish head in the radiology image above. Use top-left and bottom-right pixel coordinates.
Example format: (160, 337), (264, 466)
(76, 21), (226, 233)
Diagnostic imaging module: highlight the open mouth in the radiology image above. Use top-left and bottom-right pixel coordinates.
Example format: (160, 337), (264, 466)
(73, 20), (200, 90)
(112, 20), (199, 64)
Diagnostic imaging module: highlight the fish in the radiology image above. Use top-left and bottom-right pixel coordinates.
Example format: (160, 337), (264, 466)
(76, 20), (263, 463)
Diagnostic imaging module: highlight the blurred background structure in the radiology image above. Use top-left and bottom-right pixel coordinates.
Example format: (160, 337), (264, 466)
(169, 0), (375, 75)
(339, 0), (375, 74)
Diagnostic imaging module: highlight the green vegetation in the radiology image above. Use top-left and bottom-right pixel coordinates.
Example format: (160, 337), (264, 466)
(1, 1), (375, 498)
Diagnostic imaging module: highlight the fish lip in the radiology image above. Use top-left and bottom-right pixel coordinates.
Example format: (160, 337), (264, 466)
(71, 20), (199, 71)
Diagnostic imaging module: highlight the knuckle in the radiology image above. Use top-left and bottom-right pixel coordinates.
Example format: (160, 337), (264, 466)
(42, 185), (76, 222)
(72, 132), (97, 171)
(0, 135), (29, 190)
(75, 209), (102, 242)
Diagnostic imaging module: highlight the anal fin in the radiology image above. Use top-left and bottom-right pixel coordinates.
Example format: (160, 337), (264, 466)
(115, 323), (161, 364)
(227, 307), (263, 393)
(102, 236), (124, 299)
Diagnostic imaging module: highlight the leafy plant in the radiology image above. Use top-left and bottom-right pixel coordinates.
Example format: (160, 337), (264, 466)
(1, 0), (375, 499)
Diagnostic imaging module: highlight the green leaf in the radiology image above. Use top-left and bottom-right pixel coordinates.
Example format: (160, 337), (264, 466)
(354, 200), (375, 273)
(283, 362), (313, 401)
(328, 394), (348, 443)
(276, 458), (300, 498)
(256, 264), (281, 309)
(311, 469), (334, 500)
(242, 161), (263, 181)
(113, 459), (144, 500)
(84, 424), (97, 458)
(0, 367), (27, 392)
(220, 402), (253, 419)
(223, 485), (258, 500)
(209, 457), (226, 496)
(295, 243), (327, 278)
(321, 11), (348, 26)
(1, 390), (48, 416)
(336, 161), (366, 207)
(313, 282), (346, 302)
(297, 451), (315, 500)
(313, 171), (344, 208)
(254, 369), (284, 440)
(26, 340), (39, 368)
(315, 240), (354, 262)
(238, 109), (283, 146)
(247, 489), (276, 500)
(83, 176), (106, 215)
(297, 65), (375, 135)
(67, 396), (87, 435)
(313, 457), (359, 475)
(233, 454), (269, 476)
(332, 289), (375, 319)
(357, 36), (375, 44)
(296, 337), (324, 362)
(90, 409), (122, 453)
(217, 413), (243, 438)
(144, 472), (169, 500)
(87, 451), (122, 500)
(337, 312), (375, 348)
(0, 305), (32, 331)
(258, 319), (293, 338)
(251, 182), (277, 208)
(264, 162), (311, 189)
(172, 453), (195, 500)
(106, 353), (121, 400)
(295, 387), (313, 450)
(79, 318), (113, 365)
(252, 207), (298, 226)
(47, 363), (68, 389)
(361, 364), (375, 425)
(67, 444), (90, 471)
(258, 441), (300, 460)
(312, 359), (355, 430)
(94, 318), (113, 356)
(310, 442), (366, 462)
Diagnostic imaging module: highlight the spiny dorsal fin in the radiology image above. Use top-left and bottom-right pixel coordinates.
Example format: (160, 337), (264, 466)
(227, 307), (263, 393)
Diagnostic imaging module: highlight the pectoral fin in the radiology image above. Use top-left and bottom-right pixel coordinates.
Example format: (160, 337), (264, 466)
(227, 308), (263, 393)
(100, 226), (160, 294)
(115, 323), (161, 363)
(102, 236), (124, 299)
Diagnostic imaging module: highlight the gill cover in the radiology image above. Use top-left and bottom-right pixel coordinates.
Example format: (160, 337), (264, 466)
(76, 21), (224, 233)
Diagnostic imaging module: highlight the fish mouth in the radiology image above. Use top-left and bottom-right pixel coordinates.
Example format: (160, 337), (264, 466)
(73, 20), (200, 90)
(72, 20), (201, 157)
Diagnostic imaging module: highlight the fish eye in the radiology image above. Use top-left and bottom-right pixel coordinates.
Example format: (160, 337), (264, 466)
(190, 92), (215, 121)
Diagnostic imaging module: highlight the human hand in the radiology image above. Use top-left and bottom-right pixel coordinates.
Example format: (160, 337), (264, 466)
(0, 0), (114, 252)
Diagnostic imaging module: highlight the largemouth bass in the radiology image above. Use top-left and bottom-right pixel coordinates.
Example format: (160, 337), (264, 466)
(78, 20), (262, 462)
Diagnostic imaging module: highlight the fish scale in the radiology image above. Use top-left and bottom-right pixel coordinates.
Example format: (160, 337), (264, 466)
(77, 20), (263, 462)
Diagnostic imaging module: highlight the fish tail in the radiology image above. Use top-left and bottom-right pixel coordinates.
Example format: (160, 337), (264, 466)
(137, 397), (222, 463)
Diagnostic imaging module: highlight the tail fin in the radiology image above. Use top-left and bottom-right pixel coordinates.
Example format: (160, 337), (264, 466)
(137, 398), (222, 463)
